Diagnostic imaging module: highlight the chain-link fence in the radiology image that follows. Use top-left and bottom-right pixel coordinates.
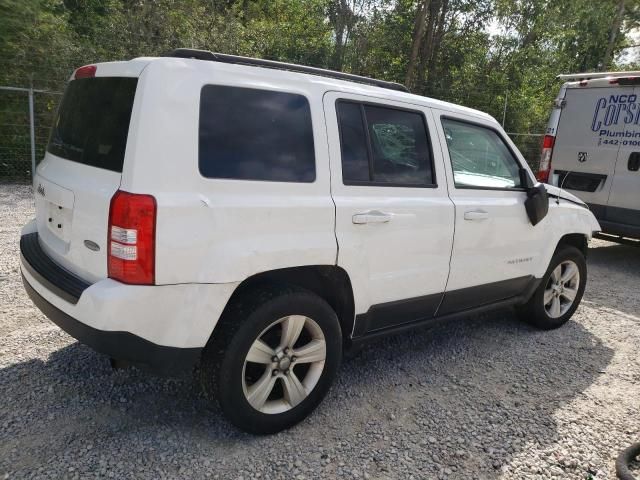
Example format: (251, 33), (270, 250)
(424, 86), (545, 172)
(0, 82), (543, 181)
(507, 133), (544, 172)
(0, 86), (61, 181)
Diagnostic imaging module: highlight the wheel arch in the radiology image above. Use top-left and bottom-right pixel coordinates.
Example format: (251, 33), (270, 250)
(555, 233), (588, 257)
(213, 265), (356, 347)
(533, 230), (590, 279)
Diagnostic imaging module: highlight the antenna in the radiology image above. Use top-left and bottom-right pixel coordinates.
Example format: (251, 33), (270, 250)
(557, 171), (573, 205)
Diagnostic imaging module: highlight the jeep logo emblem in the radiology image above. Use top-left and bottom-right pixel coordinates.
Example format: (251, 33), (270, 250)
(83, 240), (100, 252)
(37, 183), (45, 197)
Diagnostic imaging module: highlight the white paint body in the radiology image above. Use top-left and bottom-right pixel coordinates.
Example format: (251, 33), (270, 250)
(545, 73), (640, 236)
(22, 57), (600, 349)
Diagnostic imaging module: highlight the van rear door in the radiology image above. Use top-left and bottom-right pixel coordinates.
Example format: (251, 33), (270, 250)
(606, 85), (640, 233)
(551, 86), (630, 208)
(34, 63), (142, 283)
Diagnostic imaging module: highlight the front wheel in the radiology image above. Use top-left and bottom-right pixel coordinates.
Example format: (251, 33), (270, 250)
(200, 285), (342, 434)
(518, 245), (587, 330)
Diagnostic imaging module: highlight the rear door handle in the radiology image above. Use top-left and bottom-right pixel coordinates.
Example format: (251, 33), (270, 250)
(464, 210), (489, 221)
(629, 152), (640, 171)
(352, 210), (393, 224)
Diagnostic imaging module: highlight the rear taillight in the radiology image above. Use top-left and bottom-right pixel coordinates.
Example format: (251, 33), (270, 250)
(108, 190), (156, 285)
(74, 65), (96, 79)
(537, 135), (555, 183)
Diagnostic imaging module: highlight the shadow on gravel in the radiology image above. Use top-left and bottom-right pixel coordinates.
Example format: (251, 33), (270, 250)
(589, 243), (640, 275)
(0, 309), (613, 478)
(338, 311), (614, 477)
(587, 242), (640, 317)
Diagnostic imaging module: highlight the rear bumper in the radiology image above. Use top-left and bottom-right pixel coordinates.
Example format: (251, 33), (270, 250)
(22, 273), (200, 375)
(19, 227), (239, 375)
(20, 232), (90, 304)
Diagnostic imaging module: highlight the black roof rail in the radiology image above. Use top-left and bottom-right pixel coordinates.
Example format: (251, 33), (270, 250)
(161, 48), (409, 93)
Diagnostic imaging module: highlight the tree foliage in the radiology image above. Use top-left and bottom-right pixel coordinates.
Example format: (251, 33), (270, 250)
(1, 0), (640, 177)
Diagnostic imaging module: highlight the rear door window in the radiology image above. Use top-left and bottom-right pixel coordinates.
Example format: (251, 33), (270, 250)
(335, 101), (370, 182)
(48, 77), (138, 172)
(337, 100), (434, 186)
(199, 85), (316, 182)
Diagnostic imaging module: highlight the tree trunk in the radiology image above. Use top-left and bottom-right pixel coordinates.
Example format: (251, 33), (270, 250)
(329, 0), (353, 71)
(405, 1), (429, 90)
(332, 22), (346, 70)
(601, 0), (625, 70)
(421, 0), (447, 92)
(415, 0), (441, 91)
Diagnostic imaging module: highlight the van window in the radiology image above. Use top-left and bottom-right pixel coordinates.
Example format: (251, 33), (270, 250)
(47, 77), (138, 172)
(199, 85), (315, 182)
(441, 119), (523, 189)
(337, 101), (434, 186)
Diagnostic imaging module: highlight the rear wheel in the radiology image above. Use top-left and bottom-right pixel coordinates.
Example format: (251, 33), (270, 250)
(518, 245), (587, 330)
(200, 285), (342, 434)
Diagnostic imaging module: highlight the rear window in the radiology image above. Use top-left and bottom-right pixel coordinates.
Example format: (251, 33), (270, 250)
(199, 85), (315, 182)
(47, 77), (138, 173)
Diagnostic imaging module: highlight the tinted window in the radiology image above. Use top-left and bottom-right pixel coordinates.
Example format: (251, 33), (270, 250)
(336, 102), (369, 182)
(47, 77), (138, 172)
(441, 119), (523, 189)
(199, 85), (315, 182)
(337, 101), (434, 186)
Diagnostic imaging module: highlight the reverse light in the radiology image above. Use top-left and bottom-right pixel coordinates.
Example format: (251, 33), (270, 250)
(108, 190), (156, 285)
(537, 135), (555, 183)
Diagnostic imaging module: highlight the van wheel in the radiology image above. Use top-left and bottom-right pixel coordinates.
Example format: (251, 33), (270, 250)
(517, 246), (587, 330)
(200, 285), (342, 434)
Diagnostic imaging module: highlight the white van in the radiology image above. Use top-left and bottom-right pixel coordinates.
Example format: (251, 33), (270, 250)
(20, 49), (599, 433)
(539, 71), (640, 239)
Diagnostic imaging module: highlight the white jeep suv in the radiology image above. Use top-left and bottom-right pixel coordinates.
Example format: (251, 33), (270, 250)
(20, 49), (600, 434)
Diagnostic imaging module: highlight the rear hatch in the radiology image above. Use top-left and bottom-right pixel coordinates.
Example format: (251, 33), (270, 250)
(34, 64), (142, 283)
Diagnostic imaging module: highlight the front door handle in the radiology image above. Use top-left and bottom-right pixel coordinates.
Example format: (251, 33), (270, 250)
(352, 210), (393, 224)
(629, 152), (640, 171)
(464, 210), (489, 221)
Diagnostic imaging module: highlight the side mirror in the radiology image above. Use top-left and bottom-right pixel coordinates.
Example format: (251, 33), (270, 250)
(524, 183), (549, 226)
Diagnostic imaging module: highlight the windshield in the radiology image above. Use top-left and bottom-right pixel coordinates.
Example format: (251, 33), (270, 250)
(47, 77), (137, 172)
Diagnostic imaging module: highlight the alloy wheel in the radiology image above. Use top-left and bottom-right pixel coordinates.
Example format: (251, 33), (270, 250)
(544, 260), (580, 318)
(241, 315), (326, 414)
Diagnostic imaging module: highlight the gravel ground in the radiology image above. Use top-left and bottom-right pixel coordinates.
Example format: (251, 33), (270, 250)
(0, 182), (639, 480)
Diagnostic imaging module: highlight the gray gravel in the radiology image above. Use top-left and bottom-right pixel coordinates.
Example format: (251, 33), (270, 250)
(1, 182), (639, 479)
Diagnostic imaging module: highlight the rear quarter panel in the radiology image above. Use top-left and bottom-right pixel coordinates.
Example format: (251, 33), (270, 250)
(122, 60), (337, 285)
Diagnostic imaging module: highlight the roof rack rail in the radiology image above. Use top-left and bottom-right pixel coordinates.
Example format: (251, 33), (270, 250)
(162, 48), (409, 93)
(557, 71), (640, 82)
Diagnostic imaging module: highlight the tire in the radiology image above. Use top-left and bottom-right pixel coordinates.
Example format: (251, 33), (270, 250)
(200, 284), (342, 434)
(615, 442), (640, 480)
(517, 245), (587, 330)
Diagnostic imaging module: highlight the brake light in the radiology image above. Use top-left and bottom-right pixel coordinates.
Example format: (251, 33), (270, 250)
(108, 190), (156, 285)
(537, 135), (555, 182)
(74, 65), (96, 79)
